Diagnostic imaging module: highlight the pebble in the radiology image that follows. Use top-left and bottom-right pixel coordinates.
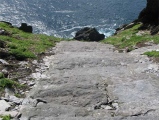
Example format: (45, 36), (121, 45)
(101, 105), (114, 110)
(112, 103), (119, 109)
(28, 81), (35, 86)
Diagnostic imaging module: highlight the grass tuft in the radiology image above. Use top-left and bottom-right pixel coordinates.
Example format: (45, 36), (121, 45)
(0, 22), (63, 60)
(101, 23), (159, 50)
(0, 115), (11, 120)
(144, 51), (159, 57)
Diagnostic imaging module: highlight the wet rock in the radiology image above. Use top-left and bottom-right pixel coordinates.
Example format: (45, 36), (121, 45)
(74, 27), (105, 41)
(19, 23), (33, 33)
(0, 100), (11, 111)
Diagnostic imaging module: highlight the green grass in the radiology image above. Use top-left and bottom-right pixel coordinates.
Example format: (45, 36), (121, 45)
(0, 72), (4, 79)
(0, 77), (27, 96)
(144, 51), (159, 57)
(0, 115), (11, 120)
(0, 72), (27, 96)
(101, 23), (159, 50)
(0, 22), (63, 60)
(0, 78), (22, 88)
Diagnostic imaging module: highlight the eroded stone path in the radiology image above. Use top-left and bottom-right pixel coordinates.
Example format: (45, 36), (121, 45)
(20, 41), (159, 120)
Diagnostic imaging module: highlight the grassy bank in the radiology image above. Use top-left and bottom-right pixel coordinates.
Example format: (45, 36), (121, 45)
(0, 22), (63, 97)
(0, 22), (62, 60)
(101, 23), (159, 57)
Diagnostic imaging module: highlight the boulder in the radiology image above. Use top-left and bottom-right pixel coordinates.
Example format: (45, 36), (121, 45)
(0, 100), (11, 111)
(74, 27), (105, 41)
(19, 23), (33, 33)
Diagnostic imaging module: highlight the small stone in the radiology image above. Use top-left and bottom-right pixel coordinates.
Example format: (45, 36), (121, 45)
(0, 59), (9, 65)
(112, 103), (119, 109)
(0, 100), (11, 111)
(22, 98), (37, 107)
(32, 60), (38, 64)
(18, 61), (28, 66)
(9, 96), (23, 105)
(101, 105), (114, 110)
(28, 81), (35, 86)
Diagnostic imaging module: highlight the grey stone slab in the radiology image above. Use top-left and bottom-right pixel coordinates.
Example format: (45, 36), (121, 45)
(20, 41), (159, 120)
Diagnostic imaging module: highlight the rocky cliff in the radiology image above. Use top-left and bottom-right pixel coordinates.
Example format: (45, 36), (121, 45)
(138, 0), (159, 34)
(138, 0), (159, 25)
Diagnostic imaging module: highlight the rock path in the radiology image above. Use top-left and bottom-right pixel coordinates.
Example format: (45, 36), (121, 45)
(20, 41), (159, 120)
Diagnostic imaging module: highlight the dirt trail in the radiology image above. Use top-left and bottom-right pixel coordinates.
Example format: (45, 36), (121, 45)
(20, 41), (159, 120)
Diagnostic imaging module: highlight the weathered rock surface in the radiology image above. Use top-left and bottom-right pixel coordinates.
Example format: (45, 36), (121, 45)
(20, 41), (159, 120)
(137, 0), (159, 34)
(74, 27), (105, 41)
(138, 0), (159, 25)
(0, 100), (11, 111)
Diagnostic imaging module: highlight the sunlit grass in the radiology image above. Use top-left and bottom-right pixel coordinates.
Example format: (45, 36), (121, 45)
(0, 22), (63, 60)
(101, 23), (159, 50)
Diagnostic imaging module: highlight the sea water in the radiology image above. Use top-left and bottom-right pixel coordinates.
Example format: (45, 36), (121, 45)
(0, 0), (146, 38)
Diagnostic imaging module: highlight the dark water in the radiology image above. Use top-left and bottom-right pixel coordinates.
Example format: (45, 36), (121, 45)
(0, 0), (146, 38)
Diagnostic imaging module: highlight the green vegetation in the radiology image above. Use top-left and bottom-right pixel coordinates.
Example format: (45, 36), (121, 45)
(0, 22), (63, 60)
(0, 72), (4, 79)
(144, 51), (159, 57)
(0, 115), (11, 120)
(101, 24), (159, 50)
(0, 73), (27, 96)
(0, 78), (17, 88)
